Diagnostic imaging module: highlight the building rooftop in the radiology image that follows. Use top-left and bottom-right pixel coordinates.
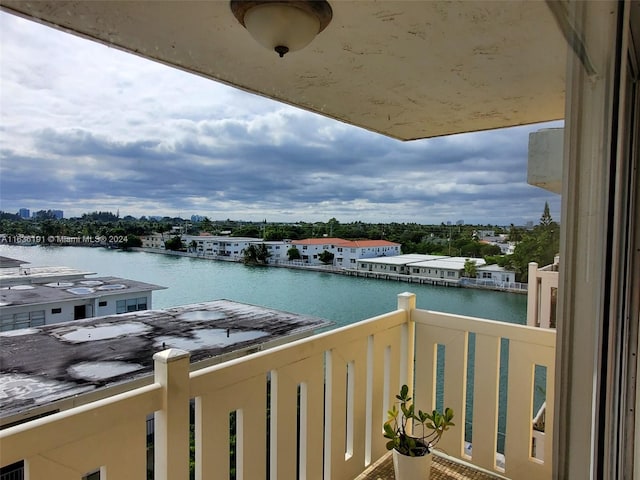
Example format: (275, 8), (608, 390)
(0, 276), (165, 308)
(0, 300), (332, 424)
(358, 254), (448, 265)
(0, 256), (29, 269)
(0, 256), (96, 286)
(477, 264), (510, 272)
(410, 257), (487, 269)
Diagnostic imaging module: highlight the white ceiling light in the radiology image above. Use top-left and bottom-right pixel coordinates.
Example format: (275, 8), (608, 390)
(230, 1), (333, 57)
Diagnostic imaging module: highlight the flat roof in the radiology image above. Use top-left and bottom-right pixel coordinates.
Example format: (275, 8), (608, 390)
(0, 300), (332, 421)
(0, 265), (96, 284)
(0, 256), (29, 269)
(187, 236), (263, 243)
(477, 264), (510, 272)
(0, 276), (165, 308)
(410, 258), (487, 269)
(357, 255), (447, 266)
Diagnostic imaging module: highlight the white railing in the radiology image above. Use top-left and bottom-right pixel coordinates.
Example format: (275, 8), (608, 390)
(0, 293), (555, 480)
(412, 309), (555, 480)
(527, 261), (559, 328)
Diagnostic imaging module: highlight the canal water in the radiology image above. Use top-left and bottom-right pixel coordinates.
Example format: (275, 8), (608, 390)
(0, 245), (527, 328)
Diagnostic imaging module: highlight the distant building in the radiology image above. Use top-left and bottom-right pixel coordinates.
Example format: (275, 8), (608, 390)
(191, 215), (206, 222)
(182, 235), (264, 259)
(141, 233), (167, 249)
(0, 257), (165, 331)
(292, 238), (401, 267)
(357, 254), (488, 282)
(18, 208), (30, 219)
(51, 210), (64, 219)
(475, 264), (516, 285)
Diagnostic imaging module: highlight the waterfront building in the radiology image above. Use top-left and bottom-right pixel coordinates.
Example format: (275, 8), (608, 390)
(292, 237), (401, 266)
(475, 264), (516, 285)
(262, 239), (292, 262)
(182, 234), (264, 260)
(0, 257), (164, 331)
(407, 256), (487, 281)
(140, 233), (166, 249)
(0, 2), (635, 480)
(356, 254), (447, 275)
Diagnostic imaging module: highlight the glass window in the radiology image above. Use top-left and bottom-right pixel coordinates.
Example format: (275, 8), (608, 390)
(30, 310), (45, 327)
(137, 297), (147, 310)
(116, 300), (126, 314)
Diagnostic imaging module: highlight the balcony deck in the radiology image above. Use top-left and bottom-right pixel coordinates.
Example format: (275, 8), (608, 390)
(357, 452), (502, 480)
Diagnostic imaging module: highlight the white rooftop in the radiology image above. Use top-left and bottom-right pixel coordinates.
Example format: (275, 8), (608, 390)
(410, 257), (487, 269)
(357, 254), (447, 265)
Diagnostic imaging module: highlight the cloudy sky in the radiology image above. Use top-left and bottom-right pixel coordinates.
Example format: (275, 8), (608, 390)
(0, 12), (561, 225)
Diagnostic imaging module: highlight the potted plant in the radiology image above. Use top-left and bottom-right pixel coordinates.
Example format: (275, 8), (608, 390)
(383, 384), (455, 479)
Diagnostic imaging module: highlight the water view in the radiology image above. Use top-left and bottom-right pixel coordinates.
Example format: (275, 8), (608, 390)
(0, 244), (526, 328)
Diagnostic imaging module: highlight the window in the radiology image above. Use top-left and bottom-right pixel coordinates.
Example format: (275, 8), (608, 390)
(98, 301), (107, 307)
(0, 310), (45, 331)
(447, 271), (456, 277)
(482, 272), (492, 279)
(116, 297), (148, 314)
(52, 308), (62, 314)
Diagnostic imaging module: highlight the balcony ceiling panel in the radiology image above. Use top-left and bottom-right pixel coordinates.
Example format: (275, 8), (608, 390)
(1, 0), (566, 140)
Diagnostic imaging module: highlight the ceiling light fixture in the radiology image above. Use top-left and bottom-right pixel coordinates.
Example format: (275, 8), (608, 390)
(230, 1), (333, 58)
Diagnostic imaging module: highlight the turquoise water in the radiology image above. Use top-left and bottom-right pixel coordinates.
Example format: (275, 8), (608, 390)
(0, 245), (526, 327)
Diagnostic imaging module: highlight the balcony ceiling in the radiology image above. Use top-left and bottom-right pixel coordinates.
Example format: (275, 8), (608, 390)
(0, 1), (566, 141)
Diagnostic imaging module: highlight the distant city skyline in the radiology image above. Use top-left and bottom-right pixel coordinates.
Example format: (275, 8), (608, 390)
(1, 12), (561, 226)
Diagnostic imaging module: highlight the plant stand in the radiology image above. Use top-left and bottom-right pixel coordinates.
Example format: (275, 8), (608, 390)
(392, 449), (433, 479)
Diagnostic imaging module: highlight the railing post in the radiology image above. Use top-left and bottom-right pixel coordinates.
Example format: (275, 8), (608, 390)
(153, 348), (191, 480)
(397, 292), (416, 393)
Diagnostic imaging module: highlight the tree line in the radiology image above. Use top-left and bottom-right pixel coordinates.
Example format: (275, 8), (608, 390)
(1, 203), (559, 282)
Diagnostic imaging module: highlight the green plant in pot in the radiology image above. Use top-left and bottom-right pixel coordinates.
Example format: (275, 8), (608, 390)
(383, 384), (455, 479)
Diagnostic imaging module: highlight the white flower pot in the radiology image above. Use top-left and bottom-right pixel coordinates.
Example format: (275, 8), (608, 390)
(392, 449), (433, 480)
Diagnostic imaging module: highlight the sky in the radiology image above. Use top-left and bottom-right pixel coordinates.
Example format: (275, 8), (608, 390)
(0, 12), (562, 226)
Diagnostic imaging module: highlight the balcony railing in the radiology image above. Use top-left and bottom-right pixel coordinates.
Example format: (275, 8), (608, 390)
(527, 260), (559, 328)
(0, 293), (555, 480)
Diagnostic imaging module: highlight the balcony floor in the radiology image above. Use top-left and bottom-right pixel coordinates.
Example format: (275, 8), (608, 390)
(356, 452), (503, 480)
